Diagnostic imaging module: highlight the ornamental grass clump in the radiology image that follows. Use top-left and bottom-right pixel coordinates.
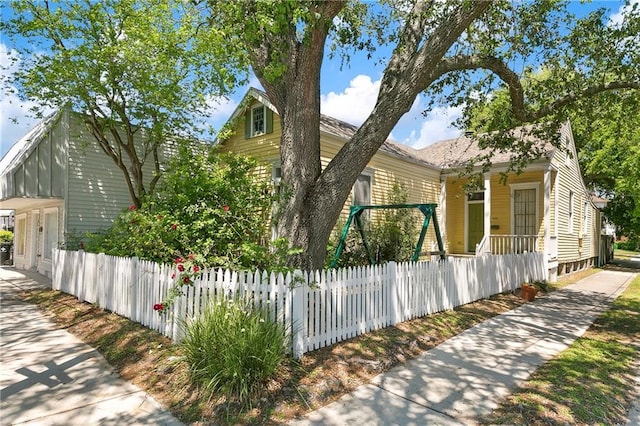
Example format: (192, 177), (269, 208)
(181, 295), (289, 406)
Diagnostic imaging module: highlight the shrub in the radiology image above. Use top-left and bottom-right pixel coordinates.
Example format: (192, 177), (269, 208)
(86, 142), (278, 270)
(181, 295), (289, 406)
(328, 182), (419, 267)
(0, 230), (13, 243)
(616, 238), (640, 252)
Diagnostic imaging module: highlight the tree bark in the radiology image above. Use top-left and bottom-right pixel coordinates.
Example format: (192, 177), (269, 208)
(253, 1), (492, 270)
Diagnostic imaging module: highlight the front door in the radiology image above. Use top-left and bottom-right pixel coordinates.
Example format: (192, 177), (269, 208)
(468, 203), (484, 252)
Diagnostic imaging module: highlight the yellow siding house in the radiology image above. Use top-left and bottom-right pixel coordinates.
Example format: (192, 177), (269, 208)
(220, 88), (443, 248)
(416, 122), (602, 280)
(220, 89), (603, 280)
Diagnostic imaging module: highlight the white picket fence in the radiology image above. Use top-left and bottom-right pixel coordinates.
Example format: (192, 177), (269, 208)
(52, 249), (545, 358)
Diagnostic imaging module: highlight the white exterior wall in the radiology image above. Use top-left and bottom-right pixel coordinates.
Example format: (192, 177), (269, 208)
(12, 200), (64, 277)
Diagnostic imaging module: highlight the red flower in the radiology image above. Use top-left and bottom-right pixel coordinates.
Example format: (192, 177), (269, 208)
(188, 253), (195, 260)
(174, 257), (184, 264)
(183, 276), (192, 284)
(171, 272), (176, 279)
(153, 303), (164, 311)
(170, 223), (177, 230)
(129, 205), (136, 210)
(222, 205), (230, 212)
(177, 264), (185, 272)
(192, 265), (200, 273)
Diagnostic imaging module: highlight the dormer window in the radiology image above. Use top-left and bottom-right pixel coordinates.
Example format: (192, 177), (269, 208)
(252, 106), (265, 136)
(244, 104), (274, 138)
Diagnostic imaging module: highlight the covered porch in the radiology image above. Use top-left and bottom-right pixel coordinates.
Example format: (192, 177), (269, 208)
(439, 166), (558, 279)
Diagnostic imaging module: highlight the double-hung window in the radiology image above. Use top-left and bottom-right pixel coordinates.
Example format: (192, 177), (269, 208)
(245, 105), (273, 138)
(568, 191), (574, 233)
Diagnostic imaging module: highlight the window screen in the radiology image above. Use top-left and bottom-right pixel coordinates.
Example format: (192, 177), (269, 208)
(514, 188), (536, 235)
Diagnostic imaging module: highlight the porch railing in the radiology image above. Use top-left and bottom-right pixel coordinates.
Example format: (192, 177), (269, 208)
(476, 235), (539, 256)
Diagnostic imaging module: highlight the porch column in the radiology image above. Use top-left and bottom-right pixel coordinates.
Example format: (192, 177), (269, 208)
(440, 178), (447, 250)
(544, 168), (551, 280)
(484, 173), (491, 241)
(544, 169), (551, 251)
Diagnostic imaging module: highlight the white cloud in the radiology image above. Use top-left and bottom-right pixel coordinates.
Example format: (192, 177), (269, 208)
(609, 0), (639, 27)
(321, 76), (461, 147)
(399, 104), (463, 149)
(206, 95), (238, 122)
(0, 43), (48, 159)
(320, 74), (380, 126)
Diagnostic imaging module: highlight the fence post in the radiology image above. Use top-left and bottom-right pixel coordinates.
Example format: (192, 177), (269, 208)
(52, 249), (60, 291)
(388, 262), (398, 325)
(130, 256), (138, 321)
(291, 270), (306, 359)
(76, 249), (85, 302)
(97, 253), (105, 307)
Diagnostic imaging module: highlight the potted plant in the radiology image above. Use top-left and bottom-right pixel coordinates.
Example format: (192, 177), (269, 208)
(521, 283), (538, 302)
(0, 230), (13, 266)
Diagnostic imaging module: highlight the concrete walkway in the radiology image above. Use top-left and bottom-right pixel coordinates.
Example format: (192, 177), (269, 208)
(0, 267), (183, 425)
(292, 269), (638, 426)
(1, 266), (637, 426)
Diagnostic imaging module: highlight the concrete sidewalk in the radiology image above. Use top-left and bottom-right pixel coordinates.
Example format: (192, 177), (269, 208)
(0, 267), (183, 426)
(292, 269), (637, 426)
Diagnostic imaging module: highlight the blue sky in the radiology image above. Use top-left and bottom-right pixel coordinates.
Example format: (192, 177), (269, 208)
(0, 1), (633, 159)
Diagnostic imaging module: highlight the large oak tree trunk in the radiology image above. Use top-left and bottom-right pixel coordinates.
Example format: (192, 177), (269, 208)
(250, 1), (493, 270)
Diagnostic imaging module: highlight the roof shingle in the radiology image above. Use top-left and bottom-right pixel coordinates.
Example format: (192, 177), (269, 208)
(415, 126), (556, 169)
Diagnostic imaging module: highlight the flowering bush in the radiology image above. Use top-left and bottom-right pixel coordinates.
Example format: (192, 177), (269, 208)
(156, 240), (300, 314)
(84, 142), (301, 313)
(85, 143), (276, 269)
(151, 254), (206, 313)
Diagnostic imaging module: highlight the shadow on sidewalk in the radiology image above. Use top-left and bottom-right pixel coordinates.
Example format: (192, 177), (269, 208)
(604, 256), (640, 273)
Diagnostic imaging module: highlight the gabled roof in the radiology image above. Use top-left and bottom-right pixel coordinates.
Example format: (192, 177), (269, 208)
(0, 110), (63, 176)
(225, 88), (440, 170)
(416, 125), (556, 169)
(591, 195), (608, 209)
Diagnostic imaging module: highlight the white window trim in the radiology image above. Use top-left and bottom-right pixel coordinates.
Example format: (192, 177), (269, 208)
(42, 207), (59, 262)
(464, 198), (484, 253)
(583, 201), (589, 236)
(568, 190), (574, 234)
(15, 213), (27, 257)
(509, 182), (539, 236)
(270, 160), (282, 242)
(251, 105), (266, 137)
(271, 159), (282, 186)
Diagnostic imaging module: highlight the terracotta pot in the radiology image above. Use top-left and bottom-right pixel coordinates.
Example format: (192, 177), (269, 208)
(521, 284), (538, 302)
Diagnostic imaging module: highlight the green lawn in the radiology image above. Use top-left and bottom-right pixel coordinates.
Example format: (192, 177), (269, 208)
(615, 249), (640, 260)
(483, 273), (640, 425)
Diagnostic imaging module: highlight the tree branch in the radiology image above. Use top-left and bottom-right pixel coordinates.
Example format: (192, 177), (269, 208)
(532, 80), (640, 120)
(434, 54), (640, 122)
